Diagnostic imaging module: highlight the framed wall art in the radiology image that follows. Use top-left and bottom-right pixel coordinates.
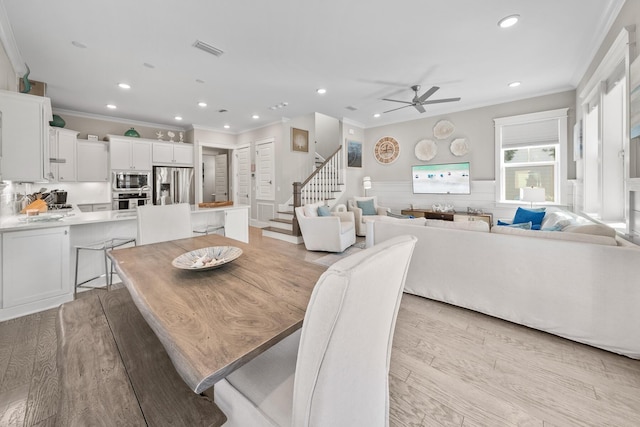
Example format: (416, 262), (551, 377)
(292, 127), (309, 152)
(347, 140), (362, 167)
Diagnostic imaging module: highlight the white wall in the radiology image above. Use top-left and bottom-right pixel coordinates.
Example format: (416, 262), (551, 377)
(0, 38), (16, 91)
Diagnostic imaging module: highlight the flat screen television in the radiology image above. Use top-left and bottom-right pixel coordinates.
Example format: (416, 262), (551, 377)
(412, 162), (471, 194)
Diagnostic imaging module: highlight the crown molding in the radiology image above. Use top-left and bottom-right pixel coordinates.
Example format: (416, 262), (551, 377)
(0, 0), (25, 76)
(341, 117), (366, 129)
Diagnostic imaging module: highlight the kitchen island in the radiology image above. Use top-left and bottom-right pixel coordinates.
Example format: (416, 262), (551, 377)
(0, 203), (249, 321)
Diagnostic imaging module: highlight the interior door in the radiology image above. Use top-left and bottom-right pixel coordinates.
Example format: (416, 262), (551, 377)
(236, 147), (251, 206)
(214, 154), (228, 202)
(202, 155), (216, 202)
(256, 141), (275, 200)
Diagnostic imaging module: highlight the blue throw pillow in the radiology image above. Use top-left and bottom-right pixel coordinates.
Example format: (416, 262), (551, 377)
(317, 205), (331, 217)
(512, 207), (546, 229)
(356, 199), (377, 216)
(542, 223), (563, 232)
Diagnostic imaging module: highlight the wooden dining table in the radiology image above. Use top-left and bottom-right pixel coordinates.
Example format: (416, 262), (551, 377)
(108, 233), (327, 394)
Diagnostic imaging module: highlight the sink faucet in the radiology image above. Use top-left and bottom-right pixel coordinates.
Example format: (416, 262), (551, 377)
(139, 185), (151, 196)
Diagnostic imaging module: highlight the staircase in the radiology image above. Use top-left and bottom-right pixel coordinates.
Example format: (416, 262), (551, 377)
(263, 146), (345, 243)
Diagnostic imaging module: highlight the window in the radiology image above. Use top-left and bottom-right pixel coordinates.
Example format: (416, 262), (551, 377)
(494, 109), (568, 205)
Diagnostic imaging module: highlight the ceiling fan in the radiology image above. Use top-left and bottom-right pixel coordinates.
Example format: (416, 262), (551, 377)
(382, 85), (461, 114)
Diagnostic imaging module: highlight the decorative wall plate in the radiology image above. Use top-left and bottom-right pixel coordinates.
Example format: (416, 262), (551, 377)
(433, 119), (455, 140)
(374, 136), (400, 164)
(450, 138), (469, 156)
(414, 139), (437, 161)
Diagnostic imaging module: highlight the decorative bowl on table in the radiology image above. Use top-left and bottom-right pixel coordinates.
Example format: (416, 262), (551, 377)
(171, 246), (243, 271)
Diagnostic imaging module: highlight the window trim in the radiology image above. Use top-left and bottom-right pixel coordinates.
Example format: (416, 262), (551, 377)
(494, 108), (569, 206)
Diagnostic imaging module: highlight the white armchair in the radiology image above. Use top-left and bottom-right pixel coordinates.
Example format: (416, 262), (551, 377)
(348, 196), (391, 236)
(214, 234), (418, 427)
(294, 204), (356, 252)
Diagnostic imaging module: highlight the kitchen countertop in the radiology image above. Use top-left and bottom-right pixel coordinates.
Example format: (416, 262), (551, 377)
(0, 204), (249, 232)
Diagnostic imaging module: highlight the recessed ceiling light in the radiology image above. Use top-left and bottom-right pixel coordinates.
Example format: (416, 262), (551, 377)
(498, 14), (520, 28)
(316, 88), (327, 94)
(252, 114), (260, 119)
(118, 83), (131, 89)
(175, 116), (183, 121)
(106, 104), (117, 109)
(508, 81), (521, 88)
(373, 113), (381, 118)
(198, 102), (207, 107)
(224, 125), (230, 129)
(143, 62), (155, 69)
(71, 41), (87, 48)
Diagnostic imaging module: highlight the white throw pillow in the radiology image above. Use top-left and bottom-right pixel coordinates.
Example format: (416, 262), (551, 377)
(303, 203), (320, 217)
(425, 219), (490, 232)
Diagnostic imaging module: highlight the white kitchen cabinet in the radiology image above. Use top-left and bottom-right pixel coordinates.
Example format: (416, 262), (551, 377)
(93, 203), (111, 211)
(77, 139), (109, 182)
(152, 141), (194, 166)
(2, 226), (70, 308)
(49, 128), (78, 182)
(0, 90), (52, 182)
(108, 136), (152, 171)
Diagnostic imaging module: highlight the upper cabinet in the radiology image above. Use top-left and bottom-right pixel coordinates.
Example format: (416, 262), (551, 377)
(152, 141), (194, 166)
(0, 90), (52, 182)
(77, 139), (109, 182)
(48, 128), (78, 182)
(108, 135), (152, 171)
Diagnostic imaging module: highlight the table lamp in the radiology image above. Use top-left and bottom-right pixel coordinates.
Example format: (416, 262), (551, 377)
(363, 176), (372, 196)
(520, 186), (546, 208)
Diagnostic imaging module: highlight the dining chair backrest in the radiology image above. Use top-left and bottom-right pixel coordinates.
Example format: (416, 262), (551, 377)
(291, 234), (417, 427)
(136, 203), (193, 245)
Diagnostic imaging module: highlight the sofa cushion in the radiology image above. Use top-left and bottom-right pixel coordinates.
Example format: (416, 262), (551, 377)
(513, 207), (546, 229)
(497, 220), (532, 229)
(357, 199), (377, 216)
(317, 205), (331, 217)
(491, 225), (618, 246)
(425, 219), (490, 232)
(563, 223), (616, 238)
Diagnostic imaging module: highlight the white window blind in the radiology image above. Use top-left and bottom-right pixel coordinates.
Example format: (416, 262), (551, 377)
(501, 119), (560, 147)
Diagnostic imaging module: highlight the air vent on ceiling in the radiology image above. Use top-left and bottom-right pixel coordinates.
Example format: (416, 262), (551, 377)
(193, 40), (224, 57)
(345, 106), (358, 111)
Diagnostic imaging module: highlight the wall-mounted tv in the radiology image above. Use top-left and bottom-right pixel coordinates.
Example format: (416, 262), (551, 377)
(412, 162), (471, 194)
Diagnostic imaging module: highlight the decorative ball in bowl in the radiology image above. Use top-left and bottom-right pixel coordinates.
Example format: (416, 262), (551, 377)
(172, 246), (242, 271)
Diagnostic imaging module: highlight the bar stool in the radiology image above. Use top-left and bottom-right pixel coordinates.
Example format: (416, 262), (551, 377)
(74, 237), (136, 298)
(193, 224), (225, 236)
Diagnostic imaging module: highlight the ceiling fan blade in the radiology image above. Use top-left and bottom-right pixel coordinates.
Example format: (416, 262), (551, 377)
(383, 104), (413, 113)
(381, 98), (413, 104)
(417, 86), (439, 103)
(421, 97), (461, 105)
(414, 103), (426, 113)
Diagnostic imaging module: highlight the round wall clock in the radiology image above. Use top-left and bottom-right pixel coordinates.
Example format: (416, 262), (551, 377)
(374, 136), (400, 164)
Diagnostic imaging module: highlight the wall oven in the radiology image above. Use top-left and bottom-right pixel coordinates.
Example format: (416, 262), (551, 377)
(112, 171), (151, 192)
(112, 192), (150, 210)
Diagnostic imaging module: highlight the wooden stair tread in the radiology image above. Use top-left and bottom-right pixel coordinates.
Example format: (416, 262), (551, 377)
(270, 218), (292, 225)
(263, 226), (295, 236)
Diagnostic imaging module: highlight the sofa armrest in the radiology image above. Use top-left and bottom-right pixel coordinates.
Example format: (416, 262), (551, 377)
(376, 206), (391, 215)
(348, 203), (364, 222)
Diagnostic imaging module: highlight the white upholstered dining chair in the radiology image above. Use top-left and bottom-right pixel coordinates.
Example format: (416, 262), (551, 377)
(136, 203), (193, 245)
(214, 234), (417, 427)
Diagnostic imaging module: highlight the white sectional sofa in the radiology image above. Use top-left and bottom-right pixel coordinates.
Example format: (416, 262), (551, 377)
(371, 213), (640, 359)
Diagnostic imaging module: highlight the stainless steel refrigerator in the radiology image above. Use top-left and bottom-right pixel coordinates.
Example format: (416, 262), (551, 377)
(153, 166), (195, 205)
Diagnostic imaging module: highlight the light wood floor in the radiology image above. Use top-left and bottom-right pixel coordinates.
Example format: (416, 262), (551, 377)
(1, 227), (640, 426)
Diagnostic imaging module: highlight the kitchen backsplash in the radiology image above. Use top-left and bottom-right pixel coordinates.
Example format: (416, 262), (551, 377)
(2, 181), (111, 205)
